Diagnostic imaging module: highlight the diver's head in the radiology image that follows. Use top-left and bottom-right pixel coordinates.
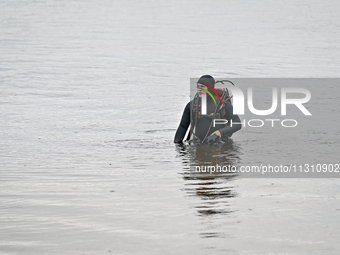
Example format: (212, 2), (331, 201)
(197, 75), (215, 97)
(197, 75), (215, 89)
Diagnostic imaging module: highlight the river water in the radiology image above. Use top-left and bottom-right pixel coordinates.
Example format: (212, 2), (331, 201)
(1, 0), (340, 254)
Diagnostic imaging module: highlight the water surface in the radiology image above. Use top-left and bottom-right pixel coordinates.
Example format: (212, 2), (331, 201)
(1, 0), (340, 254)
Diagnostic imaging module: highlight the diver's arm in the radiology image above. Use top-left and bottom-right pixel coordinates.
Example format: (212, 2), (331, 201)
(218, 103), (242, 137)
(174, 102), (191, 143)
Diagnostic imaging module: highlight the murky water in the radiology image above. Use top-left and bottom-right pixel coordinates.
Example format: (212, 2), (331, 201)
(1, 0), (340, 254)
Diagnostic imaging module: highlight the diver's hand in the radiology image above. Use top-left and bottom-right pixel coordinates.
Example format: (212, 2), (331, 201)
(210, 130), (221, 138)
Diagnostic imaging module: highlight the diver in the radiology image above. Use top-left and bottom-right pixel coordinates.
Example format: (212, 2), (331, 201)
(174, 75), (242, 144)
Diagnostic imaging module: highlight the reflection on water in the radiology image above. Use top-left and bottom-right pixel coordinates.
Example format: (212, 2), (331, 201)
(175, 140), (242, 221)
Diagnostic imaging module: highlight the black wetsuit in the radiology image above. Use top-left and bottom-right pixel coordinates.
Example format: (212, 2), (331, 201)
(174, 96), (242, 143)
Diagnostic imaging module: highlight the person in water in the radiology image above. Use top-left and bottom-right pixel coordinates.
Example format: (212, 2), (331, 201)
(174, 75), (242, 144)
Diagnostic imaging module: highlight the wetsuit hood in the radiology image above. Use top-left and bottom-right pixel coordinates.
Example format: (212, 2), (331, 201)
(197, 75), (215, 89)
